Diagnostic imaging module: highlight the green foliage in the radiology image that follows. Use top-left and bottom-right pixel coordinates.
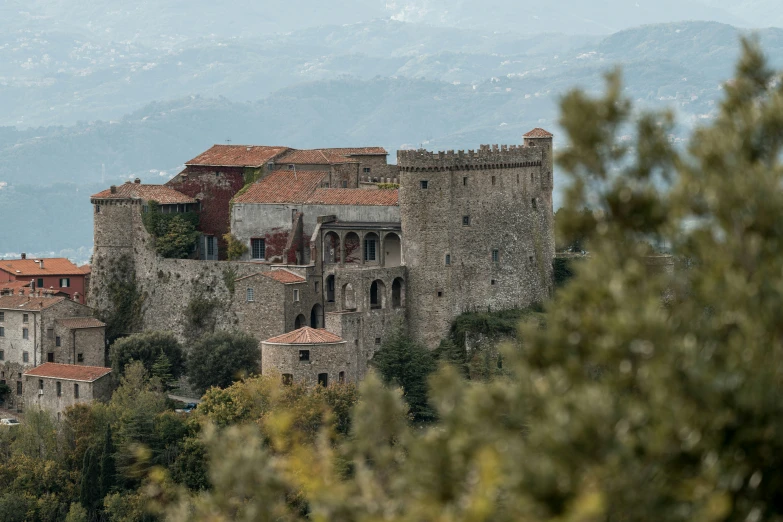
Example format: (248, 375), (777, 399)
(0, 381), (11, 403)
(79, 446), (101, 514)
(552, 255), (580, 288)
(110, 331), (185, 380)
(223, 234), (248, 262)
(221, 266), (238, 295)
(11, 409), (58, 460)
(104, 255), (144, 342)
(371, 330), (437, 421)
(377, 182), (400, 189)
(185, 294), (219, 331)
(0, 493), (31, 522)
(554, 207), (595, 252)
(141, 201), (200, 259)
(64, 502), (88, 522)
(186, 331), (260, 394)
(99, 425), (117, 500)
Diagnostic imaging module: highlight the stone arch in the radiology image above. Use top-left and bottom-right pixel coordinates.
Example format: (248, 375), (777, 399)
(326, 274), (335, 303)
(342, 283), (357, 310)
(310, 303), (323, 329)
(392, 277), (405, 309)
(324, 232), (340, 264)
(370, 280), (386, 310)
(294, 314), (307, 329)
(344, 232), (360, 264)
(384, 232), (402, 267)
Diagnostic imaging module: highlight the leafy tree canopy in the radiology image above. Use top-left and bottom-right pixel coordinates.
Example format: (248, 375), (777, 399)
(109, 331), (186, 381)
(186, 331), (260, 394)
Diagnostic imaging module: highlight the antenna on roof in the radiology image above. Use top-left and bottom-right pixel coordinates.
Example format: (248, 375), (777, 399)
(225, 139), (232, 144)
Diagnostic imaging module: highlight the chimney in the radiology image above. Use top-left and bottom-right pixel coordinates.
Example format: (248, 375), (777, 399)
(39, 260), (44, 269)
(21, 253), (26, 259)
(134, 178), (141, 184)
(110, 185), (117, 194)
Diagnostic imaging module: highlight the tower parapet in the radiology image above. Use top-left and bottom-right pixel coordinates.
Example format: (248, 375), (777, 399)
(397, 144), (544, 170)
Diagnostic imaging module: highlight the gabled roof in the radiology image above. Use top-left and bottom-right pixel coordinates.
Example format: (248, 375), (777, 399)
(0, 258), (86, 277)
(261, 269), (307, 284)
(232, 170), (327, 204)
(186, 145), (290, 167)
(523, 128), (554, 138)
(0, 295), (65, 311)
(276, 149), (356, 165)
(57, 317), (106, 329)
(91, 183), (197, 204)
(306, 189), (399, 206)
(0, 280), (31, 292)
(264, 327), (345, 345)
(321, 147), (388, 156)
(24, 363), (112, 382)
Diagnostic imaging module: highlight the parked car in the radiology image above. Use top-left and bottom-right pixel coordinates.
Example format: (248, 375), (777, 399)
(0, 418), (20, 427)
(174, 403), (197, 414)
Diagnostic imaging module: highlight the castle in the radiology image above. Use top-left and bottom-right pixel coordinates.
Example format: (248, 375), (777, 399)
(89, 129), (555, 385)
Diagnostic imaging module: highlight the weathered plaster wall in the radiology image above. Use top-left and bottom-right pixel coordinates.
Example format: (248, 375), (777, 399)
(23, 374), (112, 418)
(261, 340), (357, 385)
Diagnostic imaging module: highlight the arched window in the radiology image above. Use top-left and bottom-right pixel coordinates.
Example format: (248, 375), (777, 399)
(324, 232), (340, 264)
(311, 303), (323, 329)
(294, 314), (307, 329)
(392, 278), (404, 308)
(342, 283), (357, 310)
(344, 233), (360, 264)
(370, 280), (386, 309)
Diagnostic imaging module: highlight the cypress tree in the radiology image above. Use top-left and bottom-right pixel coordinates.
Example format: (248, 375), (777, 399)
(79, 446), (101, 514)
(99, 425), (116, 500)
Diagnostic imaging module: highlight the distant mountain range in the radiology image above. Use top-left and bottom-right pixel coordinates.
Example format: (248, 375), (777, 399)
(1, 19), (782, 254)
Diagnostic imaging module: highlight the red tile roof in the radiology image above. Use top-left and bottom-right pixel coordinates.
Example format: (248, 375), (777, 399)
(0, 258), (86, 277)
(186, 145), (290, 167)
(264, 327), (345, 345)
(78, 264), (91, 275)
(232, 170), (327, 204)
(0, 280), (31, 292)
(24, 363), (112, 382)
(261, 269), (307, 284)
(524, 128), (554, 138)
(57, 318), (106, 329)
(277, 149), (355, 165)
(0, 295), (65, 311)
(306, 188), (399, 206)
(322, 147), (388, 156)
(91, 183), (197, 204)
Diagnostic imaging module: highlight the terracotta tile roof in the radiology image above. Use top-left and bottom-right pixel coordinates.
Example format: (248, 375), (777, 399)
(264, 327), (345, 345)
(523, 128), (554, 138)
(306, 189), (399, 206)
(91, 183), (197, 204)
(185, 145), (290, 167)
(0, 258), (86, 277)
(78, 264), (91, 275)
(24, 363), (112, 382)
(261, 269), (307, 284)
(57, 317), (106, 329)
(233, 170), (327, 204)
(322, 147), (388, 156)
(0, 295), (65, 311)
(277, 149), (355, 165)
(0, 280), (31, 292)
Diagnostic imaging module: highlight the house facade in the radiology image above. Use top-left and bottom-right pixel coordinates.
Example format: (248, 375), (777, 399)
(22, 363), (112, 418)
(0, 256), (90, 304)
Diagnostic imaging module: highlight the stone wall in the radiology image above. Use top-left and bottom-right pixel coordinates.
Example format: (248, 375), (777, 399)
(0, 362), (26, 411)
(398, 142), (555, 347)
(261, 340), (357, 385)
(23, 374), (112, 418)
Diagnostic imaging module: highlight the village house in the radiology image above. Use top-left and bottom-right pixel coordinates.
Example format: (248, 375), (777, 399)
(0, 294), (106, 411)
(0, 255), (91, 304)
(22, 363), (112, 419)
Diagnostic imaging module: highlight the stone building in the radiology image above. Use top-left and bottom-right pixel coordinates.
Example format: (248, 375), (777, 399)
(22, 363), (112, 418)
(88, 129), (555, 381)
(0, 295), (106, 411)
(0, 255), (91, 304)
(261, 327), (354, 385)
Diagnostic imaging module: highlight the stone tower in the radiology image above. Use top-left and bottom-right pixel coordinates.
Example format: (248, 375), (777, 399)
(398, 130), (555, 347)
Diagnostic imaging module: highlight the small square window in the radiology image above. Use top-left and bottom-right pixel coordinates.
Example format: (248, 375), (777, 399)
(342, 181), (348, 188)
(492, 249), (499, 263)
(462, 216), (470, 227)
(77, 353), (84, 363)
(60, 278), (70, 288)
(375, 338), (382, 345)
(420, 180), (429, 189)
(445, 254), (451, 266)
(23, 314), (28, 323)
(246, 288), (255, 302)
(437, 290), (443, 298)
(288, 164), (295, 170)
(293, 289), (300, 302)
(282, 374), (293, 385)
(299, 350), (310, 361)
(363, 167), (371, 173)
(491, 279), (497, 286)
(47, 352), (54, 363)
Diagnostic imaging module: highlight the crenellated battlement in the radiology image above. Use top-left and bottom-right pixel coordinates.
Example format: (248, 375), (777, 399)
(397, 144), (545, 171)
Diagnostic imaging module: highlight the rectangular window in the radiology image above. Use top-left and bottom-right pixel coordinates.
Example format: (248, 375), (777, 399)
(342, 181), (348, 188)
(0, 350), (3, 361)
(314, 282), (319, 293)
(17, 381), (22, 395)
(95, 205), (101, 214)
(38, 379), (44, 390)
(363, 167), (371, 173)
(37, 278), (44, 289)
(462, 216), (471, 227)
(492, 249), (499, 263)
(529, 255), (535, 266)
(364, 238), (377, 261)
(437, 290), (443, 298)
(339, 371), (345, 383)
(251, 238), (266, 260)
(23, 351), (29, 363)
(463, 177), (468, 186)
(445, 254), (451, 266)
(206, 236), (216, 256)
(74, 383), (79, 399)
(318, 373), (328, 387)
(0, 312), (4, 321)
(77, 353), (84, 363)
(282, 374), (293, 386)
(491, 175), (496, 186)
(299, 350), (310, 361)
(420, 180), (429, 189)
(288, 164), (295, 170)
(246, 288), (255, 303)
(56, 381), (61, 397)
(531, 198), (537, 210)
(23, 314), (28, 323)
(531, 172), (534, 183)
(375, 338), (381, 345)
(55, 336), (61, 347)
(47, 353), (54, 363)
(293, 289), (300, 302)
(22, 328), (28, 340)
(60, 278), (70, 288)
(491, 279), (497, 286)
(47, 328), (54, 339)
(0, 327), (4, 337)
